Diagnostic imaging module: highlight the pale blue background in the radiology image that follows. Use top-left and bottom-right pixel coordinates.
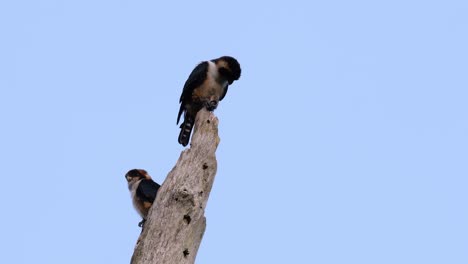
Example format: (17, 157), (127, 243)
(1, 1), (467, 263)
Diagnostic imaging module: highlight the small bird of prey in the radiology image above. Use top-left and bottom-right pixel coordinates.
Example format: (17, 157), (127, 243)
(125, 169), (160, 227)
(177, 56), (241, 146)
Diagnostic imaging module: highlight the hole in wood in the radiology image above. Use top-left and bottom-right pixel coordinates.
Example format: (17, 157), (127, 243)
(183, 249), (190, 258)
(207, 119), (210, 124)
(202, 163), (208, 170)
(198, 191), (204, 196)
(173, 189), (195, 206)
(183, 214), (191, 225)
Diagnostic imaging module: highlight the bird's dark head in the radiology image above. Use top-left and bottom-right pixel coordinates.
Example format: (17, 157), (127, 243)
(214, 56), (241, 84)
(125, 169), (151, 183)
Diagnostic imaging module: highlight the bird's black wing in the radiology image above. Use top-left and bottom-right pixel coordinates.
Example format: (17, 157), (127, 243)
(177, 61), (209, 124)
(136, 179), (160, 203)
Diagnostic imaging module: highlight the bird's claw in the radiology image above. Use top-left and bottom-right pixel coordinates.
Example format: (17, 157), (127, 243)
(138, 219), (146, 228)
(204, 100), (218, 111)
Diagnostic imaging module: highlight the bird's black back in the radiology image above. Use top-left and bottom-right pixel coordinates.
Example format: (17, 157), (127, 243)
(177, 61), (209, 124)
(136, 179), (160, 203)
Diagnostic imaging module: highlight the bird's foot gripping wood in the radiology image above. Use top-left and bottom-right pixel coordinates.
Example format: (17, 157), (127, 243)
(138, 219), (146, 228)
(204, 100), (218, 111)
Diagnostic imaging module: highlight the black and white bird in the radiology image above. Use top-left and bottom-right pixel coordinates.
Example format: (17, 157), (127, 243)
(125, 169), (161, 227)
(177, 56), (241, 146)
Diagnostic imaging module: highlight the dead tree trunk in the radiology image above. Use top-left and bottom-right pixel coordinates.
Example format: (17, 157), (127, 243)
(131, 109), (220, 264)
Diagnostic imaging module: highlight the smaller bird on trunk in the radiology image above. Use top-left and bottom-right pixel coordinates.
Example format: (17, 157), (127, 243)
(125, 169), (160, 228)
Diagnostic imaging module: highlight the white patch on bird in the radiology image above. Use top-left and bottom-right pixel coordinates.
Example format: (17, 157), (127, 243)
(208, 60), (228, 94)
(207, 61), (219, 79)
(128, 179), (146, 218)
(127, 178), (139, 191)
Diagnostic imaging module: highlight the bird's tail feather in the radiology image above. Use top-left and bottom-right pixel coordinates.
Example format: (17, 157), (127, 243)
(178, 116), (194, 147)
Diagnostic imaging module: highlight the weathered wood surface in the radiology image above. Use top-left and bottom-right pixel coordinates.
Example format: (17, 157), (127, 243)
(131, 109), (220, 264)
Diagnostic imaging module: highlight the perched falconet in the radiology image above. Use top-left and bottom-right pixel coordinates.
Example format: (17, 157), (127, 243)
(125, 169), (160, 228)
(177, 56), (241, 146)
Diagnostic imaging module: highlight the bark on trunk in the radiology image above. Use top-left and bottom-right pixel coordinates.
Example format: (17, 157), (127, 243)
(131, 109), (220, 264)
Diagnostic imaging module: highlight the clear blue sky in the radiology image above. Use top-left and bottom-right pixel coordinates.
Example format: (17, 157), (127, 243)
(1, 1), (467, 263)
